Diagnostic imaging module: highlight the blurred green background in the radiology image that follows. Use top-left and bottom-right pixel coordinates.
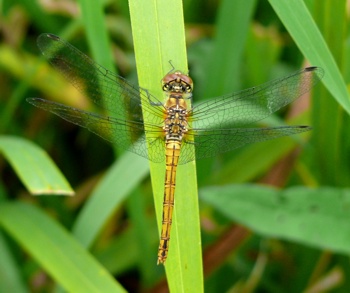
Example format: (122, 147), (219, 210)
(1, 0), (350, 292)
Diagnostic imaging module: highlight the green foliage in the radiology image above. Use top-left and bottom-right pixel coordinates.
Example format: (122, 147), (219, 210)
(201, 185), (350, 255)
(1, 0), (350, 292)
(0, 136), (73, 195)
(0, 202), (126, 293)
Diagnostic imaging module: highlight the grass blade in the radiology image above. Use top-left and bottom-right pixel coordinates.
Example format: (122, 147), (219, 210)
(0, 136), (73, 195)
(79, 0), (116, 72)
(203, 0), (257, 98)
(268, 0), (350, 114)
(309, 1), (348, 185)
(0, 202), (126, 293)
(129, 0), (203, 291)
(72, 152), (149, 247)
(0, 232), (27, 293)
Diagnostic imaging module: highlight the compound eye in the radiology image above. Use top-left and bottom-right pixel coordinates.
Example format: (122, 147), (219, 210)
(163, 84), (169, 91)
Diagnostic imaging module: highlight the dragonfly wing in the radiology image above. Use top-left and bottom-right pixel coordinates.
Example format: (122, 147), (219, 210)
(190, 67), (324, 128)
(178, 126), (311, 164)
(27, 98), (165, 163)
(37, 33), (165, 125)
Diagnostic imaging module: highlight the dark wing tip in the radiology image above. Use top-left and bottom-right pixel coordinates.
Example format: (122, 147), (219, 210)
(304, 66), (325, 79)
(299, 125), (312, 131)
(305, 66), (318, 71)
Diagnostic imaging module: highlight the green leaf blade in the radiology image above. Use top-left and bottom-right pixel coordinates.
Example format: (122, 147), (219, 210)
(0, 232), (28, 293)
(0, 202), (126, 293)
(129, 0), (203, 291)
(201, 185), (350, 255)
(72, 152), (149, 248)
(0, 136), (73, 196)
(268, 0), (350, 114)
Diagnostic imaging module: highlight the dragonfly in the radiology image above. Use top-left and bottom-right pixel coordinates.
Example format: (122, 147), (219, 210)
(27, 33), (324, 265)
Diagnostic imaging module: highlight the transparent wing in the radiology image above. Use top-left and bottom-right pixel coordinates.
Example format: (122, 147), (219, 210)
(33, 34), (323, 165)
(178, 126), (311, 164)
(27, 98), (166, 163)
(37, 33), (165, 125)
(190, 67), (324, 129)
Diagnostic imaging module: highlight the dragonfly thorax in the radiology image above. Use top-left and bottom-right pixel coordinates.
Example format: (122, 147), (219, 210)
(164, 96), (189, 141)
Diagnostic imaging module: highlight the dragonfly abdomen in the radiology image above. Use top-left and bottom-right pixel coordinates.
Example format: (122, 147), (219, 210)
(157, 140), (181, 264)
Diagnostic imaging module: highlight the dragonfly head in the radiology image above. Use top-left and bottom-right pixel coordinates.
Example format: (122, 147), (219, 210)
(162, 71), (193, 96)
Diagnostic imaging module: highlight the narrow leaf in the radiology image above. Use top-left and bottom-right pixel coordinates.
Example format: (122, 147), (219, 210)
(72, 152), (149, 248)
(129, 0), (203, 291)
(0, 136), (73, 195)
(0, 202), (126, 293)
(268, 0), (350, 114)
(0, 232), (27, 293)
